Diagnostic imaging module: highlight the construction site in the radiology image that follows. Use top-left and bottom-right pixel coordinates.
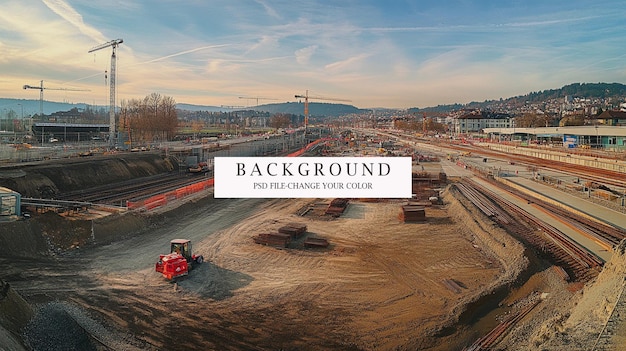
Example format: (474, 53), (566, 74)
(1, 130), (626, 351)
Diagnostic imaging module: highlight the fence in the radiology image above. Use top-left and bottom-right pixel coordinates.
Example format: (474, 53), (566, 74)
(126, 178), (214, 210)
(0, 143), (106, 163)
(127, 139), (326, 211)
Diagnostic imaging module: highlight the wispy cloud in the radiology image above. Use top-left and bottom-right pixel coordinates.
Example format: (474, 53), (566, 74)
(367, 14), (608, 34)
(324, 54), (370, 72)
(253, 0), (280, 19)
(245, 36), (280, 55)
(1, 1), (625, 108)
(137, 44), (233, 65)
(295, 46), (318, 65)
(42, 0), (104, 42)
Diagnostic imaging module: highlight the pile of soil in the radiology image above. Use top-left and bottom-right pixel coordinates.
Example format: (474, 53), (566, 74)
(0, 153), (174, 197)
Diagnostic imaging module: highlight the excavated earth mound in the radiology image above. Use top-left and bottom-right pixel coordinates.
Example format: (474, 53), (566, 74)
(0, 152), (175, 197)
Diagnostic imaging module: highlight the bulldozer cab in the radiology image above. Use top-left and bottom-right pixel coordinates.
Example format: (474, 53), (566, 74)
(170, 239), (192, 262)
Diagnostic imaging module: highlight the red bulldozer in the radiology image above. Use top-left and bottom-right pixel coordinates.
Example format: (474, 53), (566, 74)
(155, 239), (204, 280)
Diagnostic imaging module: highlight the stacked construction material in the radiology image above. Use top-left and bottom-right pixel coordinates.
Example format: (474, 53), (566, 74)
(325, 198), (349, 216)
(407, 200), (432, 207)
(278, 223), (308, 239)
(253, 233), (291, 248)
(304, 237), (330, 248)
(399, 204), (426, 222)
(438, 172), (447, 182)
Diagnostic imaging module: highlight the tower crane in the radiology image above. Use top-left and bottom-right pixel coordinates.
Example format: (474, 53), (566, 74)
(294, 90), (351, 133)
(23, 80), (90, 118)
(88, 38), (123, 146)
(23, 80), (90, 144)
(238, 96), (278, 107)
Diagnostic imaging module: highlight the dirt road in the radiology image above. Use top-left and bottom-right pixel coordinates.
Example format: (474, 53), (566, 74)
(6, 191), (528, 351)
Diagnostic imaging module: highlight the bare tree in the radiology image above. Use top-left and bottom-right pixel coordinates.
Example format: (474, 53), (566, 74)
(119, 93), (178, 144)
(269, 113), (292, 129)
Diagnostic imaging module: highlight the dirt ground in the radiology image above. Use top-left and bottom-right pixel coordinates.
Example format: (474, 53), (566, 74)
(3, 166), (625, 350)
(2, 187), (531, 351)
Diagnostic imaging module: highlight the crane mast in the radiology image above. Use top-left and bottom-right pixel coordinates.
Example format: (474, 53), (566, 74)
(89, 39), (123, 146)
(23, 80), (45, 118)
(295, 90), (350, 133)
(23, 80), (90, 136)
(23, 80), (89, 116)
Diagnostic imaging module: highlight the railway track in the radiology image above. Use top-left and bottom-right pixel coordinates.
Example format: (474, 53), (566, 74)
(455, 179), (603, 282)
(56, 171), (210, 205)
(463, 299), (541, 351)
(494, 180), (626, 247)
(447, 143), (626, 189)
(456, 177), (610, 350)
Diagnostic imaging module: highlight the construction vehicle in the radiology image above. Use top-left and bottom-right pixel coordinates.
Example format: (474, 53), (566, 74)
(188, 161), (210, 173)
(155, 239), (204, 280)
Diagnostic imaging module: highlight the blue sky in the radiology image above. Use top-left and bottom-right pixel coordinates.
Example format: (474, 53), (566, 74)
(1, 0), (625, 109)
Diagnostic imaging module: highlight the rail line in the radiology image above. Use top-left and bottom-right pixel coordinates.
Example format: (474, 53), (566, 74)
(495, 181), (626, 247)
(56, 171), (209, 205)
(456, 177), (608, 350)
(455, 179), (603, 282)
(463, 299), (541, 351)
(447, 143), (626, 189)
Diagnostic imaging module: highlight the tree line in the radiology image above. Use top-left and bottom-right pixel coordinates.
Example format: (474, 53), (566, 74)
(119, 93), (178, 144)
(118, 93), (302, 143)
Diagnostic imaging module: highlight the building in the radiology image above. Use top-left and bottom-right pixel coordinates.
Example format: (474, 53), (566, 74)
(483, 125), (626, 150)
(0, 187), (21, 220)
(31, 122), (109, 143)
(453, 110), (514, 135)
(597, 110), (626, 126)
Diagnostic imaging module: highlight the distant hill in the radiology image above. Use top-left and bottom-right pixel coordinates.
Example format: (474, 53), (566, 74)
(175, 103), (234, 113)
(253, 102), (368, 117)
(0, 98), (100, 116)
(408, 82), (626, 113)
(408, 103), (465, 114)
(514, 82), (626, 102)
(177, 101), (368, 117)
(3, 82), (625, 118)
(0, 98), (366, 118)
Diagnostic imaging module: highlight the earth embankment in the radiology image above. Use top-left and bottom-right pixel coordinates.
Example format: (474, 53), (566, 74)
(0, 278), (32, 351)
(0, 152), (175, 198)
